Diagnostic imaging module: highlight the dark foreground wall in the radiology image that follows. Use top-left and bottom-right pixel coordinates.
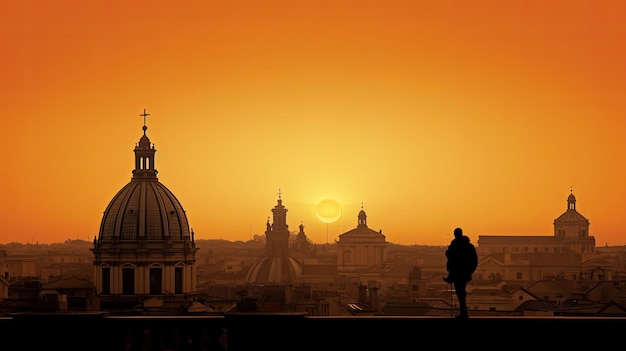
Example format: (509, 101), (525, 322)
(2, 312), (624, 350)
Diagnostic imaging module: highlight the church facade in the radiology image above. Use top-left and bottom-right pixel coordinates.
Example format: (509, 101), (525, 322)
(336, 206), (387, 274)
(475, 191), (601, 282)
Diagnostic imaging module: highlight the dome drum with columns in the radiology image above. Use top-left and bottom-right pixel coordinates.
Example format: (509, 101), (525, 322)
(91, 110), (198, 310)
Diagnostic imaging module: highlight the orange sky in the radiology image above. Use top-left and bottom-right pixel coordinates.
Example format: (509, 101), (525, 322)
(1, 0), (625, 246)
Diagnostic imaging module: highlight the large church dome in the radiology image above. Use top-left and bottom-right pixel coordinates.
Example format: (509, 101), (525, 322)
(92, 110), (198, 310)
(99, 181), (190, 241)
(97, 117), (191, 242)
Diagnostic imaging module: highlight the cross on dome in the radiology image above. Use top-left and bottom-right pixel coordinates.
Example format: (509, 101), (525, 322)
(140, 108), (150, 134)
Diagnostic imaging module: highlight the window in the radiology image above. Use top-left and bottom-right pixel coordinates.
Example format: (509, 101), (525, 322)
(516, 272), (523, 280)
(101, 267), (110, 294)
(175, 267), (183, 294)
(123, 268), (135, 295)
(150, 268), (162, 295)
(343, 251), (352, 265)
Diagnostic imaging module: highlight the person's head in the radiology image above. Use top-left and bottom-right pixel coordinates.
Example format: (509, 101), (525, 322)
(454, 228), (463, 238)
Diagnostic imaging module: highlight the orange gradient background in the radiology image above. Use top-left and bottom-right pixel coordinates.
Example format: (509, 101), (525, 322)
(1, 1), (625, 246)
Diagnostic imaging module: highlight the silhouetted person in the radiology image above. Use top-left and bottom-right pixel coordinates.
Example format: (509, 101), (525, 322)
(443, 227), (478, 318)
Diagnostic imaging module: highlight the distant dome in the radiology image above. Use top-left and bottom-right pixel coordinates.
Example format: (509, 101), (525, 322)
(554, 209), (588, 223)
(338, 207), (386, 241)
(245, 256), (303, 284)
(553, 190), (590, 241)
(245, 193), (302, 284)
(554, 190), (589, 225)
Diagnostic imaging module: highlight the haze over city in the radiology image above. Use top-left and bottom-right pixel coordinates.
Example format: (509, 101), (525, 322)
(2, 1), (625, 246)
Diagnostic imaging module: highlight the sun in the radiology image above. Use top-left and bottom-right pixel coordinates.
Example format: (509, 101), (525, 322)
(315, 199), (342, 224)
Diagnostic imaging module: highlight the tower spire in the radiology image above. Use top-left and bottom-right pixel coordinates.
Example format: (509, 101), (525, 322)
(132, 109), (158, 180)
(267, 192), (289, 257)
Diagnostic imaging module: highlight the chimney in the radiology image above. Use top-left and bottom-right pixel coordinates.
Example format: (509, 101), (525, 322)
(369, 286), (379, 311)
(358, 285), (367, 304)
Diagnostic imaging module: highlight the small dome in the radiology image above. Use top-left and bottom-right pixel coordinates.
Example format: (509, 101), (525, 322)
(339, 206), (386, 241)
(138, 134), (151, 145)
(555, 209), (588, 224)
(555, 191), (589, 225)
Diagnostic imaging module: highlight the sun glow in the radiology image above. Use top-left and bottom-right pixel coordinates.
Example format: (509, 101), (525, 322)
(315, 199), (342, 224)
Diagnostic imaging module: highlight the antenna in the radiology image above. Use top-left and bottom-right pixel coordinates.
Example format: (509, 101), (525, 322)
(326, 223), (329, 244)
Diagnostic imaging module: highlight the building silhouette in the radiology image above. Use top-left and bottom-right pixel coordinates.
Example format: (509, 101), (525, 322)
(292, 222), (313, 254)
(245, 191), (303, 285)
(91, 110), (198, 311)
(553, 190), (595, 254)
(476, 190), (601, 284)
(336, 205), (387, 275)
